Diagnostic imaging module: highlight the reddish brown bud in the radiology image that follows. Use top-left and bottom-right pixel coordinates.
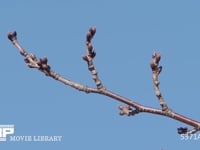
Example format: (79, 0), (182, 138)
(7, 31), (17, 41)
(86, 32), (92, 42)
(89, 27), (96, 36)
(152, 52), (161, 64)
(82, 55), (89, 62)
(40, 57), (48, 64)
(43, 57), (48, 63)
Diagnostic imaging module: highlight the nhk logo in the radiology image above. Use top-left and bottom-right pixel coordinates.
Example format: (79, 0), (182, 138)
(0, 125), (14, 141)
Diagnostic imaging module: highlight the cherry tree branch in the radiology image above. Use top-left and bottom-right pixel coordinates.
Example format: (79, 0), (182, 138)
(7, 28), (200, 135)
(150, 52), (169, 111)
(82, 27), (105, 90)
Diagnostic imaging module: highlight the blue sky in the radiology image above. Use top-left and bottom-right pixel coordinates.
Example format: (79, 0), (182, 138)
(1, 0), (200, 149)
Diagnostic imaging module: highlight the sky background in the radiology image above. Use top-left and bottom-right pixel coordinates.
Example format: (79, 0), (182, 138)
(1, 0), (200, 149)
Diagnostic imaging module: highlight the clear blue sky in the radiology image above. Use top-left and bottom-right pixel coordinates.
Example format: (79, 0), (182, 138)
(1, 0), (200, 149)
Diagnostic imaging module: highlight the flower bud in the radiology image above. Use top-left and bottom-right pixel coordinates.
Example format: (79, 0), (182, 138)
(89, 27), (96, 36)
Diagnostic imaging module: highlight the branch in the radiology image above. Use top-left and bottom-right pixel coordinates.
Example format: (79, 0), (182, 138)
(7, 28), (200, 135)
(82, 27), (104, 90)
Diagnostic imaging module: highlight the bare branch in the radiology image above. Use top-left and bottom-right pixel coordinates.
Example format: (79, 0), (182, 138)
(7, 28), (200, 135)
(7, 31), (98, 94)
(150, 52), (169, 111)
(82, 27), (105, 90)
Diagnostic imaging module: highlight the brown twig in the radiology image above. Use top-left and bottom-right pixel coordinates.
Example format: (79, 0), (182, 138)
(82, 27), (104, 90)
(150, 52), (168, 111)
(7, 28), (200, 135)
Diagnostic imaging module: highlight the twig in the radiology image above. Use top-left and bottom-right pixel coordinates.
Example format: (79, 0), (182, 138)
(82, 27), (105, 90)
(7, 31), (98, 93)
(150, 52), (170, 113)
(7, 28), (200, 135)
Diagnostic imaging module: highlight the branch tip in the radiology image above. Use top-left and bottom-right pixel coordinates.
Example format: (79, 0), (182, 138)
(152, 52), (161, 64)
(89, 27), (96, 36)
(7, 31), (17, 42)
(82, 55), (89, 62)
(86, 27), (96, 42)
